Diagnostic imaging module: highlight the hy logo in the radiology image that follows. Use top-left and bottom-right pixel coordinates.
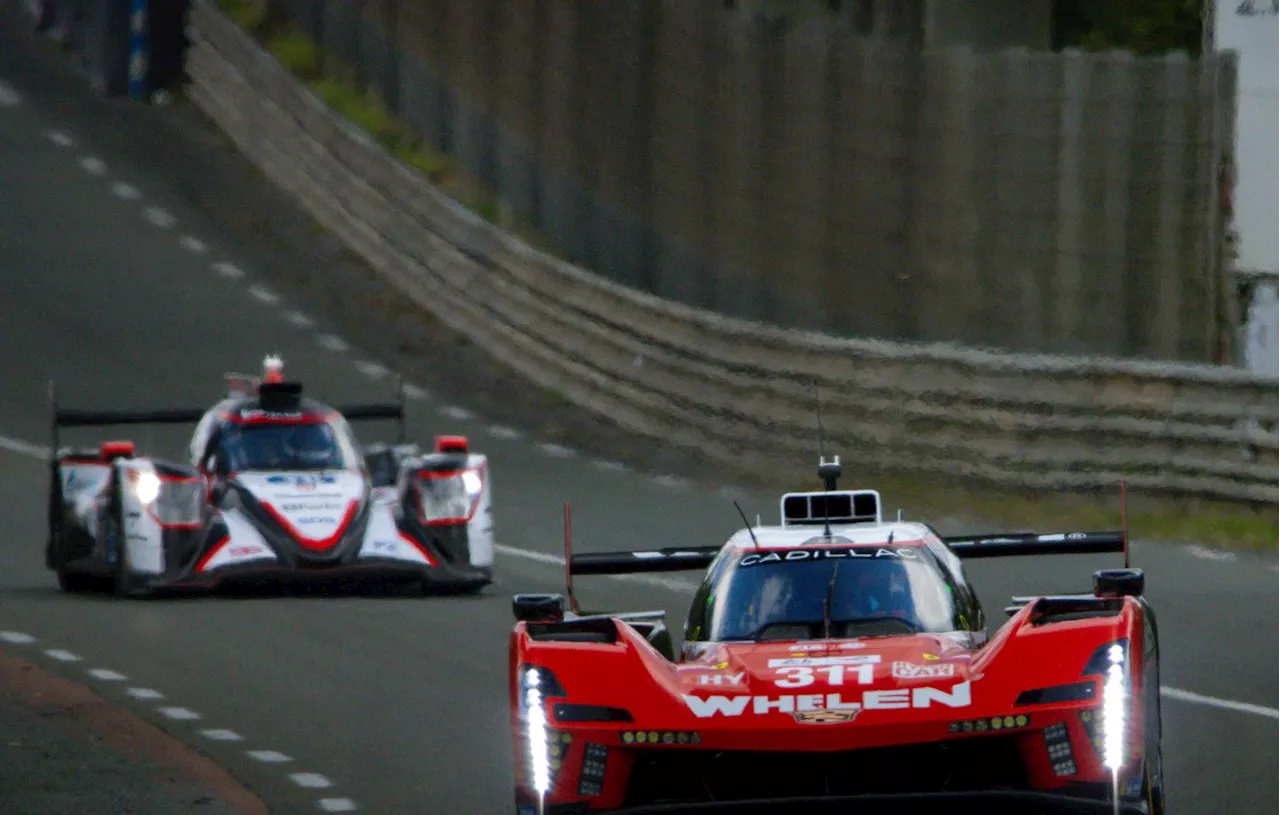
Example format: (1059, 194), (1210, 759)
(892, 661), (955, 679)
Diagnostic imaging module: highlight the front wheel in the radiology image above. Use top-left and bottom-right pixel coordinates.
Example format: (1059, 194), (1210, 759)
(57, 568), (99, 593)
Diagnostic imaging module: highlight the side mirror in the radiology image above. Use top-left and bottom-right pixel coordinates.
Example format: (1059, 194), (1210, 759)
(1094, 568), (1144, 599)
(514, 593), (565, 623)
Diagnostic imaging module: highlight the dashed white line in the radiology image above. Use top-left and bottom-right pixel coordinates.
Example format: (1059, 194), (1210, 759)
(44, 649), (81, 662)
(716, 486), (751, 503)
(248, 284), (281, 305)
(440, 405), (473, 421)
(353, 360), (389, 380)
(78, 156), (107, 176)
(538, 443), (576, 458)
(591, 459), (628, 472)
(284, 310), (315, 328)
(179, 235), (209, 254)
(0, 631), (36, 644)
(143, 206), (176, 228)
(1184, 544), (1237, 562)
(0, 81), (22, 106)
(289, 773), (333, 789)
(488, 425), (522, 441)
(318, 800), (359, 812)
(200, 729), (244, 742)
(158, 707), (202, 721)
(110, 181), (141, 200)
(317, 334), (350, 352)
(494, 543), (564, 567)
(87, 669), (126, 682)
(125, 688), (164, 701)
(402, 383), (430, 401)
(248, 750), (292, 763)
(1161, 687), (1279, 719)
(45, 130), (74, 147)
(0, 434), (49, 459)
(213, 261), (245, 279)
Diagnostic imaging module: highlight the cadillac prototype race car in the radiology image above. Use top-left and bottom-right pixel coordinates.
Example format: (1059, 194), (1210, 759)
(46, 356), (494, 597)
(508, 457), (1162, 814)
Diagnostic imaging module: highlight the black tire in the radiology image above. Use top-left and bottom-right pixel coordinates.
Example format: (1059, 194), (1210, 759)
(56, 568), (98, 593)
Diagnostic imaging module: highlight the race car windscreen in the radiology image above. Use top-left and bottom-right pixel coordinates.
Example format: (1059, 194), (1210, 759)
(706, 546), (966, 642)
(220, 421), (356, 471)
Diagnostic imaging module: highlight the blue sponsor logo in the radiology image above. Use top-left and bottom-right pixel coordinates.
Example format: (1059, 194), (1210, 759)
(296, 517), (338, 525)
(266, 474), (337, 490)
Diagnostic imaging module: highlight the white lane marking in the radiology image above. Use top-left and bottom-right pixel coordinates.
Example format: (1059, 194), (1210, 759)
(289, 773), (333, 789)
(143, 206), (176, 228)
(317, 334), (349, 353)
(78, 156), (107, 176)
(538, 443), (576, 458)
(488, 425), (522, 441)
(353, 360), (388, 380)
(284, 310), (314, 328)
(125, 688), (164, 701)
(716, 486), (750, 503)
(1184, 544), (1237, 563)
(44, 649), (81, 662)
(0, 435), (49, 459)
(179, 235), (209, 254)
(493, 543), (698, 593)
(87, 669), (126, 682)
(653, 475), (690, 489)
(200, 729), (244, 742)
(0, 631), (36, 644)
(318, 800), (359, 812)
(592, 459), (628, 472)
(248, 284), (281, 305)
(440, 405), (473, 421)
(0, 81), (22, 106)
(248, 750), (293, 763)
(110, 181), (141, 200)
(46, 130), (75, 147)
(213, 261), (245, 279)
(158, 707), (202, 721)
(1161, 686), (1279, 719)
(402, 383), (430, 401)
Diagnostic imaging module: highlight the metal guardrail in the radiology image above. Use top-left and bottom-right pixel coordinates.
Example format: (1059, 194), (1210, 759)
(182, 0), (1278, 504)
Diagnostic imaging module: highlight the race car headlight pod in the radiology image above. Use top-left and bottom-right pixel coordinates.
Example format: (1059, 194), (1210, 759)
(1100, 642), (1128, 772)
(414, 467), (484, 524)
(520, 666), (566, 797)
(132, 471), (162, 505)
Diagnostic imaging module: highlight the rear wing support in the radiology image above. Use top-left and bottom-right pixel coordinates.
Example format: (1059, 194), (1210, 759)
(941, 530), (1126, 559)
(334, 375), (407, 444)
(49, 380), (207, 460)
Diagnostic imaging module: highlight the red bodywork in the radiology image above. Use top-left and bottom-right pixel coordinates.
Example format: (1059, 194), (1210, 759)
(508, 565), (1154, 813)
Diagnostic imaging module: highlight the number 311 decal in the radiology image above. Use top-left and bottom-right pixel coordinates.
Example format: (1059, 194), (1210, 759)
(774, 664), (874, 688)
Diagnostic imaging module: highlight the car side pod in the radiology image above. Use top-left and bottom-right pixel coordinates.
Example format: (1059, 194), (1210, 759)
(514, 593), (565, 623)
(1093, 568), (1144, 598)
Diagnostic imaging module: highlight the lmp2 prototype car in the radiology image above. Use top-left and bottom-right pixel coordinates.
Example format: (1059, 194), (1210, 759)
(509, 457), (1162, 814)
(46, 356), (494, 597)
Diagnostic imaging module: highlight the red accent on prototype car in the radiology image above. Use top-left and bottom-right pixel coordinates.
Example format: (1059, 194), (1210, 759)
(99, 440), (135, 459)
(436, 435), (469, 454)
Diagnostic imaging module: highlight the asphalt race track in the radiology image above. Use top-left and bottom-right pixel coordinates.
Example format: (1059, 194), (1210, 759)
(0, 11), (1276, 814)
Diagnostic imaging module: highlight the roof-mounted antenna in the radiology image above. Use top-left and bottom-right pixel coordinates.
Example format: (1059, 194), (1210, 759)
(263, 353), (285, 384)
(732, 501), (761, 551)
(816, 455), (842, 538)
(813, 378), (827, 461)
(1120, 479), (1130, 569)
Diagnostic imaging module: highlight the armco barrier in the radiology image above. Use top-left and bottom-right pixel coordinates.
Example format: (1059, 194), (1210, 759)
(184, 1), (1278, 504)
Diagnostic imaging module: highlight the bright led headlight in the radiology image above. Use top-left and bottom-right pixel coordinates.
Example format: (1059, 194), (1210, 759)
(133, 471), (162, 505)
(1100, 642), (1127, 771)
(415, 467), (484, 523)
(521, 665), (557, 797)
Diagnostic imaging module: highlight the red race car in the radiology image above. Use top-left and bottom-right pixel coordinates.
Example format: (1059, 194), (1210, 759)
(508, 457), (1163, 815)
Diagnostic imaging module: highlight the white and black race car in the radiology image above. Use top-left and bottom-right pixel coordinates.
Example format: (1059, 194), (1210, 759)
(46, 356), (494, 597)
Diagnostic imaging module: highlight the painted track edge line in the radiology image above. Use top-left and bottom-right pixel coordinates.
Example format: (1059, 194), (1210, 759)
(1160, 686), (1279, 719)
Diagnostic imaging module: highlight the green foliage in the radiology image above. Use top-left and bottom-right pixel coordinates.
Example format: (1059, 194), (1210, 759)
(1055, 0), (1206, 56)
(218, 0), (268, 34)
(268, 29), (320, 81)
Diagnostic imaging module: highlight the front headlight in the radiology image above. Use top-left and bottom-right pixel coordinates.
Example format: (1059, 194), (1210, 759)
(133, 471), (161, 505)
(415, 467), (483, 523)
(1100, 642), (1127, 771)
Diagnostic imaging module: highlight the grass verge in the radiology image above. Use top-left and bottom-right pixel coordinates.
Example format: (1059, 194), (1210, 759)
(212, 1), (1276, 553)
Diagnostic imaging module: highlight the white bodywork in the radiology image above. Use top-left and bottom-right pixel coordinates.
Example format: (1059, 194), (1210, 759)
(464, 453), (495, 568)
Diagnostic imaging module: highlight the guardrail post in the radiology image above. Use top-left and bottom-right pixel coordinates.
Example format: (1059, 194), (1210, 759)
(128, 0), (148, 99)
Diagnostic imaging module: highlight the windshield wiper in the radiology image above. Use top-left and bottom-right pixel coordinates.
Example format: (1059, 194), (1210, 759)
(822, 560), (840, 640)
